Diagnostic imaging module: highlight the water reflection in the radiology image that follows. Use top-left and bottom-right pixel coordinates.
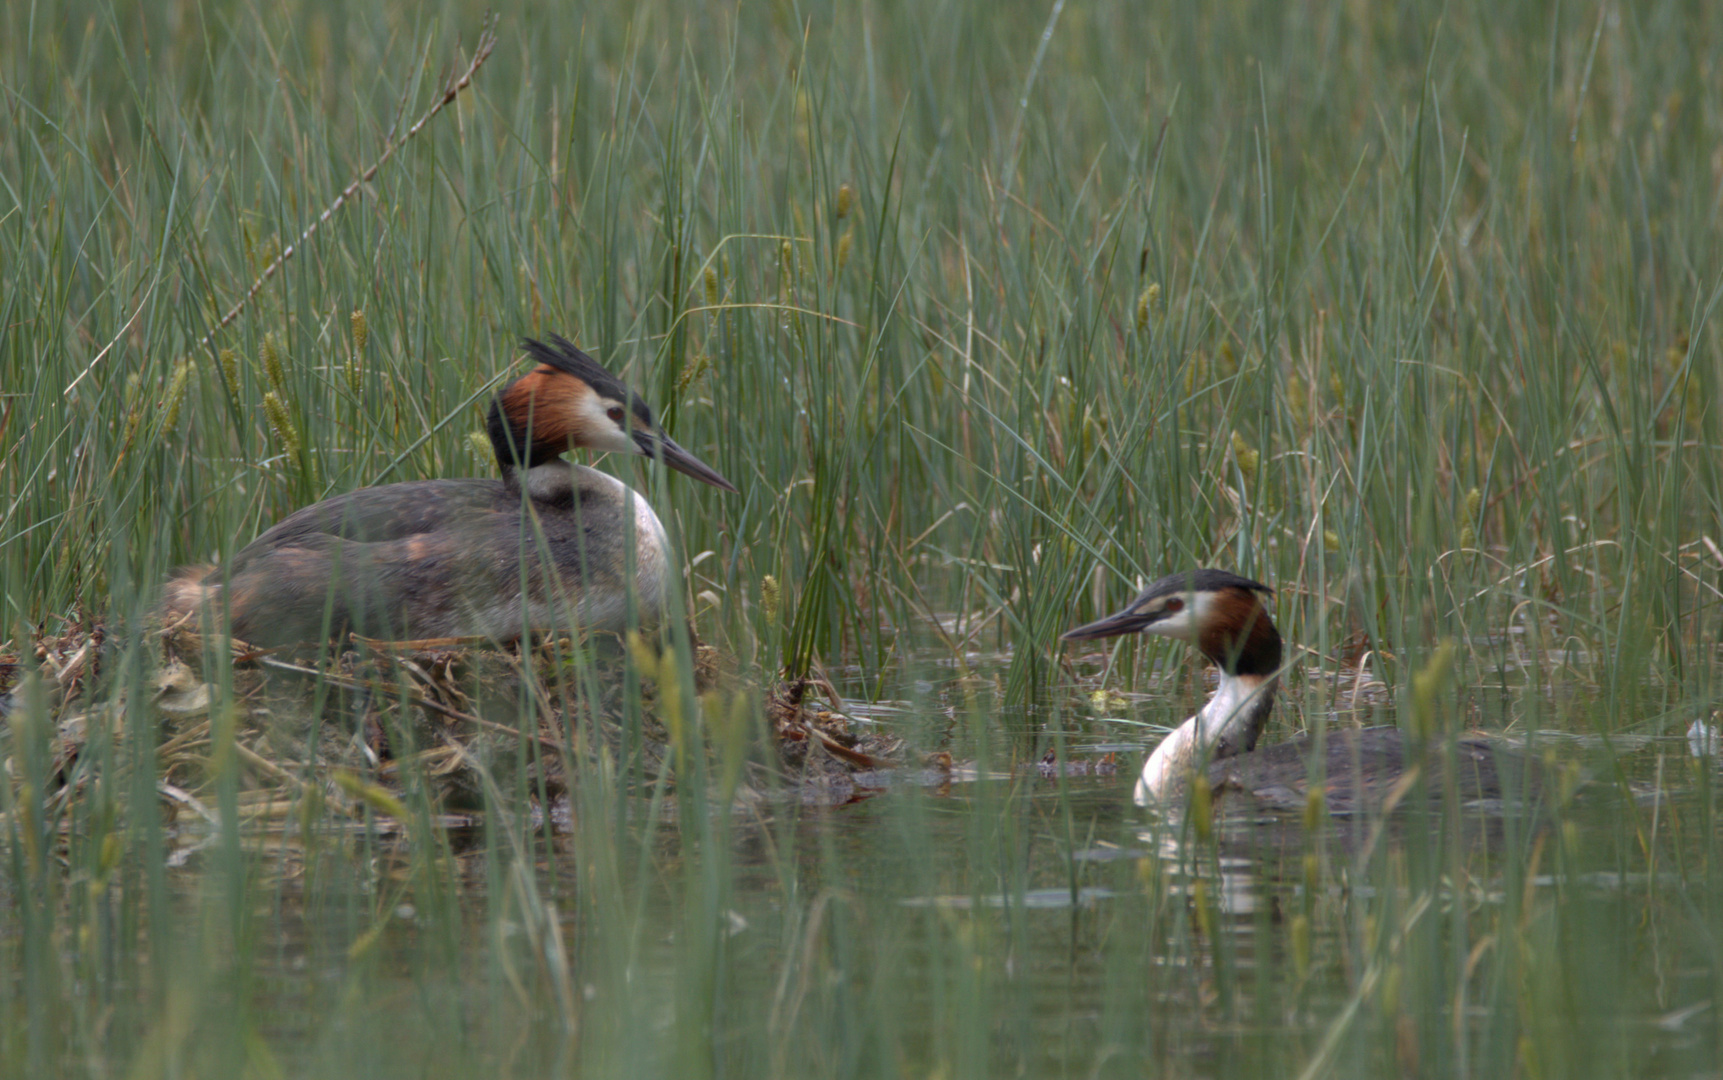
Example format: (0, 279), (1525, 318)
(48, 659), (1720, 1079)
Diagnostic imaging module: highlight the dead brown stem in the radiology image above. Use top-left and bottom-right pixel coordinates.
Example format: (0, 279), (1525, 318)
(65, 17), (501, 394)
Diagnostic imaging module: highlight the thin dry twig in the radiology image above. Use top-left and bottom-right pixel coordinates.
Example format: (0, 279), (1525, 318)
(64, 17), (501, 395)
(197, 18), (499, 351)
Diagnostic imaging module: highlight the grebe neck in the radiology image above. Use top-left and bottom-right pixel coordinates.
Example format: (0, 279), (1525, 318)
(1133, 670), (1278, 805)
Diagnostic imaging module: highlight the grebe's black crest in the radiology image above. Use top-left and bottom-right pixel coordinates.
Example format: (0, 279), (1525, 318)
(485, 333), (737, 488)
(521, 334), (655, 430)
(1159, 567), (1271, 594)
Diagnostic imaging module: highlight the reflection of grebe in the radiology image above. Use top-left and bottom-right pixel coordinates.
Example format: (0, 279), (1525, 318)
(163, 336), (736, 646)
(1063, 569), (1531, 811)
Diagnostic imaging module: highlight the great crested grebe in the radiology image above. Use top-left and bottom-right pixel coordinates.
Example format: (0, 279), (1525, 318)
(163, 334), (736, 647)
(1062, 569), (1534, 812)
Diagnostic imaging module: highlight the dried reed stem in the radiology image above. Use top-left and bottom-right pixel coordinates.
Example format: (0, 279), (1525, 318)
(64, 16), (500, 396)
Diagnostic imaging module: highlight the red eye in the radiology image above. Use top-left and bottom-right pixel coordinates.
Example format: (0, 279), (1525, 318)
(607, 406), (626, 425)
(1164, 598), (1184, 613)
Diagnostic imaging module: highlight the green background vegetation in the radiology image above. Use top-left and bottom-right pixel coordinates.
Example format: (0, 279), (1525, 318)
(5, 0), (1723, 1076)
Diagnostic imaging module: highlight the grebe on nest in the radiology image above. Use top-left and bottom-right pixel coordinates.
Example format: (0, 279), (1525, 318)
(1062, 569), (1536, 813)
(164, 335), (736, 647)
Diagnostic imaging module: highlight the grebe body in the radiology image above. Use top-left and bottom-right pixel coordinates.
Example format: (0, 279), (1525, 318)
(164, 335), (735, 646)
(1062, 569), (1532, 812)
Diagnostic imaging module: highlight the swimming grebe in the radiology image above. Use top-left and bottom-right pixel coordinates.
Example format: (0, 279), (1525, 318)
(163, 334), (736, 647)
(1062, 569), (1533, 812)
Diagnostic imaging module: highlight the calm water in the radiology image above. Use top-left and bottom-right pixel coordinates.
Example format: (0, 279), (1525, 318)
(148, 660), (1723, 1080)
(5, 648), (1714, 1078)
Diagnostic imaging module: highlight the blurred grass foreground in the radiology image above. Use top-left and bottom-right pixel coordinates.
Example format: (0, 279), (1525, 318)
(6, 1), (1723, 1077)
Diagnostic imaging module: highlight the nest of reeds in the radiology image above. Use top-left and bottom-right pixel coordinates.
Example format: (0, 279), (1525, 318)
(0, 618), (904, 829)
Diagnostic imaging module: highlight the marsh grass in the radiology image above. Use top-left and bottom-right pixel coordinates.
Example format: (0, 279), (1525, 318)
(5, 0), (1723, 1075)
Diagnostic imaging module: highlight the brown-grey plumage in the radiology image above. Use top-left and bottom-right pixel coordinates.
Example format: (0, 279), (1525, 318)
(162, 336), (735, 646)
(1062, 568), (1539, 813)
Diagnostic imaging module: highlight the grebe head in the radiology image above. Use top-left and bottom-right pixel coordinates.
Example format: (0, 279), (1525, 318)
(487, 334), (738, 492)
(1061, 568), (1281, 676)
(1064, 569), (1284, 804)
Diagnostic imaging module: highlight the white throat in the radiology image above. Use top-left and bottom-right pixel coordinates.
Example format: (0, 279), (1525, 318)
(1133, 671), (1275, 806)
